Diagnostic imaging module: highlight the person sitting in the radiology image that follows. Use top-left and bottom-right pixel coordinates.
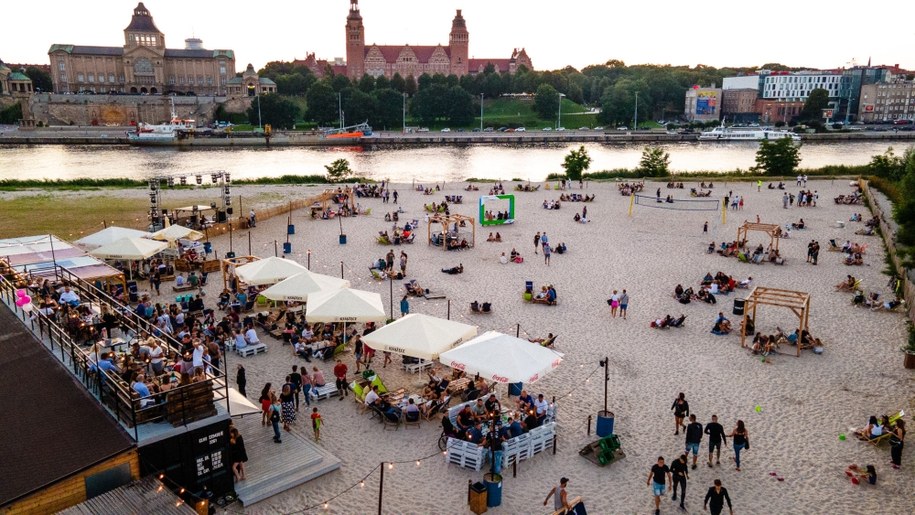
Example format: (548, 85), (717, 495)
(509, 248), (523, 263)
(487, 232), (495, 242)
(674, 284), (685, 298)
(555, 242), (567, 254)
(441, 264), (464, 274)
(517, 390), (534, 412)
(791, 218), (806, 229)
(406, 280), (425, 296)
(696, 288), (716, 304)
(499, 252), (509, 264)
(471, 300), (481, 313)
(738, 276), (753, 289)
(856, 416), (884, 441)
(470, 398), (488, 421)
(711, 313), (731, 334)
(494, 232), (502, 242)
(529, 332), (555, 346)
(873, 296), (903, 312)
(481, 302), (492, 313)
(651, 315), (674, 329)
(669, 314), (687, 328)
(59, 286), (81, 307)
(456, 405), (475, 432)
(845, 464), (877, 486)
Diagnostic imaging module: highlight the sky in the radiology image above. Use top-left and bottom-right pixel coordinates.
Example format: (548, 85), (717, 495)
(3, 0), (914, 73)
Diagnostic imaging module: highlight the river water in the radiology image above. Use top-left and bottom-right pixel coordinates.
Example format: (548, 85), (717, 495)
(0, 140), (903, 182)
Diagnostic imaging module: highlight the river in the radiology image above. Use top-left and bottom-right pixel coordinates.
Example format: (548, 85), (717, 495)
(0, 140), (904, 182)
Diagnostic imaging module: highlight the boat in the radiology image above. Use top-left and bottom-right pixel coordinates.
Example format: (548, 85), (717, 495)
(324, 122), (373, 140)
(126, 98), (197, 144)
(699, 126), (800, 142)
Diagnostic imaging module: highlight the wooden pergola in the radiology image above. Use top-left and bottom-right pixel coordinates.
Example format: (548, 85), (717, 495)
(737, 222), (781, 251)
(220, 255), (259, 292)
(427, 213), (476, 250)
(739, 286), (811, 357)
(308, 187), (356, 217)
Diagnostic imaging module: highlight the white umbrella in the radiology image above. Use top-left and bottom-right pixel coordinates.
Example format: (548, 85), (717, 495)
(439, 331), (563, 384)
(220, 387), (262, 417)
(260, 271), (351, 302)
(88, 237), (167, 260)
(234, 256), (307, 286)
(151, 224), (205, 242)
(362, 314), (477, 360)
(75, 226), (149, 249)
(305, 288), (386, 323)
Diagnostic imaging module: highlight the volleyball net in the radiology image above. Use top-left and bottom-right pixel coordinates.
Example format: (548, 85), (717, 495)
(632, 194), (720, 211)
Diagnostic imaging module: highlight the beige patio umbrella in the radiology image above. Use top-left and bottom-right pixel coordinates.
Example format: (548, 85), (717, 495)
(361, 313), (477, 360)
(151, 224), (205, 242)
(305, 288), (387, 323)
(75, 226), (149, 249)
(260, 271), (351, 302)
(88, 237), (167, 260)
(234, 256), (308, 286)
(439, 331), (563, 384)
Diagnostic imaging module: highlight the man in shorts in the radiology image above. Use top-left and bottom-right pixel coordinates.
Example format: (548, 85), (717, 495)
(684, 414), (704, 469)
(619, 289), (629, 319)
(704, 414), (727, 467)
(647, 456), (671, 515)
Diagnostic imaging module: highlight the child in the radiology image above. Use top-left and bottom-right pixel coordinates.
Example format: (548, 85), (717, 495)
(845, 464), (877, 485)
(311, 407), (323, 442)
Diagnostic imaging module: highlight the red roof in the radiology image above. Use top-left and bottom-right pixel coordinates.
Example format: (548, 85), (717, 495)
(366, 45), (450, 63)
(469, 58), (511, 73)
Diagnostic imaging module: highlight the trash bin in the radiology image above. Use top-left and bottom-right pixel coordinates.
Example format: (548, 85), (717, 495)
(733, 298), (746, 316)
(203, 242), (212, 254)
(596, 410), (615, 437)
(508, 382), (523, 396)
(483, 473), (502, 508)
(287, 224), (295, 235)
(226, 251), (236, 259)
(468, 481), (487, 514)
(339, 234), (347, 244)
(283, 242), (292, 254)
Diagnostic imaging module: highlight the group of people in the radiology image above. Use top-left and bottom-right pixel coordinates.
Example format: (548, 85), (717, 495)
(558, 193), (594, 202)
(618, 181), (644, 196)
(485, 232), (504, 242)
(855, 415), (907, 469)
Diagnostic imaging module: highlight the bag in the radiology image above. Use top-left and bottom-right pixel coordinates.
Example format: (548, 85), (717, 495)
(606, 299), (612, 306)
(270, 408), (280, 423)
(744, 438), (750, 450)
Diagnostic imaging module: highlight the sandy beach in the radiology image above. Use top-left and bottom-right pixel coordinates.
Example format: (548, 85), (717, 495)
(125, 177), (912, 514)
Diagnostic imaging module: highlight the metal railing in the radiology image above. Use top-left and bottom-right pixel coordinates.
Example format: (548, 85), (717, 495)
(0, 260), (228, 441)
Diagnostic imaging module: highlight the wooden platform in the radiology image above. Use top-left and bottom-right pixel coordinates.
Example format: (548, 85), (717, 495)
(231, 409), (341, 506)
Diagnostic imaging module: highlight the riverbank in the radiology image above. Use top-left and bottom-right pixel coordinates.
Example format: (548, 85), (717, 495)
(3, 125), (915, 147)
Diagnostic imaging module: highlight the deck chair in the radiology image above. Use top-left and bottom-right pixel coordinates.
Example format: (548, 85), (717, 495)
(540, 334), (558, 347)
(403, 409), (421, 429)
(828, 239), (842, 252)
(382, 408), (402, 430)
(370, 268), (385, 281)
(737, 252), (749, 263)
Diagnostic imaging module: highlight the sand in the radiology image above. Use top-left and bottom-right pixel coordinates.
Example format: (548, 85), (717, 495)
(136, 178), (911, 514)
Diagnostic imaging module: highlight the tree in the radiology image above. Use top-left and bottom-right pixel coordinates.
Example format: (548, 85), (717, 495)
(404, 75), (417, 96)
(373, 88), (404, 130)
(798, 88), (829, 122)
(357, 74), (375, 93)
(24, 66), (52, 92)
(639, 145), (671, 177)
(445, 86), (474, 125)
(306, 82), (338, 125)
(411, 83), (448, 125)
(561, 146), (592, 181)
(753, 137), (801, 176)
(247, 94), (298, 129)
(869, 147), (906, 180)
(0, 102), (22, 124)
(331, 74), (351, 92)
(325, 158), (355, 183)
(894, 150), (915, 266)
(390, 73), (406, 93)
(534, 83), (560, 120)
(342, 88), (375, 125)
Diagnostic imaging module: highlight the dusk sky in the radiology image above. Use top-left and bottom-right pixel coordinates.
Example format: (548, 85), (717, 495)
(4, 0), (914, 73)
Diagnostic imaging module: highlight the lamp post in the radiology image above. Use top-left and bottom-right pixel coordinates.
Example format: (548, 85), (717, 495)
(256, 90), (262, 129)
(557, 93), (566, 129)
(338, 92), (343, 129)
(480, 93), (484, 132)
(402, 92), (407, 133)
(633, 91), (639, 130)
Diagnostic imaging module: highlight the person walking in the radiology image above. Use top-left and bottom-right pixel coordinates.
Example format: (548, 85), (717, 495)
(703, 479), (733, 515)
(393, 190), (399, 204)
(728, 420), (749, 471)
(311, 407), (323, 442)
(150, 269), (161, 296)
(300, 368), (313, 407)
(259, 383), (273, 426)
(228, 427), (248, 482)
(353, 337), (364, 373)
(236, 364), (247, 397)
(534, 231), (541, 254)
(889, 419), (906, 469)
(685, 414), (703, 469)
(609, 290), (620, 318)
(385, 249), (395, 272)
(619, 289), (629, 319)
(703, 221), (708, 234)
(400, 295), (410, 318)
(670, 454), (689, 510)
(280, 383), (296, 431)
(757, 179), (762, 192)
(704, 414), (727, 467)
(647, 456), (672, 515)
(333, 359), (349, 400)
(811, 240), (820, 265)
(543, 477), (573, 514)
(290, 365), (303, 411)
(399, 251), (408, 275)
(671, 392), (689, 435)
(270, 395), (282, 443)
(542, 242), (552, 265)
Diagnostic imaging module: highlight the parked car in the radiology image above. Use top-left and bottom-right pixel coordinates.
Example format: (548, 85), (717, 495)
(472, 128), (481, 132)
(893, 119), (912, 125)
(440, 128), (451, 132)
(594, 126), (604, 130)
(418, 127), (429, 132)
(578, 127), (590, 131)
(497, 127), (508, 132)
(515, 127), (526, 132)
(556, 127), (566, 131)
(483, 127), (494, 132)
(616, 126), (628, 131)
(542, 127), (552, 131)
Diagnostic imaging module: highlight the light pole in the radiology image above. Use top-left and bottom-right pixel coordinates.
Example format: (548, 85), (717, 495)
(480, 93), (484, 132)
(256, 90), (262, 129)
(557, 93), (566, 129)
(337, 92), (343, 129)
(633, 91), (639, 130)
(402, 92), (406, 133)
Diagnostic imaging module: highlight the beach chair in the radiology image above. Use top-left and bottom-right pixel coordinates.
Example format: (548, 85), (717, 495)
(404, 410), (421, 429)
(828, 239), (842, 252)
(382, 408), (402, 430)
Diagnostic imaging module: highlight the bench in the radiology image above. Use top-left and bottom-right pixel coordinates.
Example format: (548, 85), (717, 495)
(551, 497), (583, 515)
(445, 437), (486, 471)
(312, 383), (340, 401)
(402, 359), (434, 374)
(236, 343), (267, 357)
(173, 284), (196, 293)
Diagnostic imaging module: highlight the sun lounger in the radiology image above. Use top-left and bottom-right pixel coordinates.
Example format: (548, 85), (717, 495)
(424, 290), (446, 300)
(236, 342), (267, 357)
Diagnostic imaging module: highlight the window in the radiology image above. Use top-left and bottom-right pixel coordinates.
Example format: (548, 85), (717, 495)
(134, 58), (153, 75)
(179, 76), (186, 84)
(207, 76), (213, 86)
(109, 73), (115, 83)
(58, 60), (66, 71)
(168, 76), (175, 85)
(99, 74), (105, 83)
(197, 75), (204, 85)
(77, 73), (84, 82)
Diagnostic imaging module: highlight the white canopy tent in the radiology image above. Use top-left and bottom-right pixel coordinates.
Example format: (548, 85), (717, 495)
(305, 288), (387, 323)
(439, 331), (563, 384)
(88, 237), (168, 260)
(234, 256), (308, 286)
(151, 224), (205, 242)
(361, 314), (477, 360)
(75, 226), (149, 249)
(260, 271), (351, 302)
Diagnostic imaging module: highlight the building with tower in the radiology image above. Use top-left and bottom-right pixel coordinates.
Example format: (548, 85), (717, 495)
(47, 3), (236, 96)
(341, 0), (531, 80)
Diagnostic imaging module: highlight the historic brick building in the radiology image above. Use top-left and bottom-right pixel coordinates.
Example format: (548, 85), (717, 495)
(340, 0), (532, 80)
(47, 3), (236, 96)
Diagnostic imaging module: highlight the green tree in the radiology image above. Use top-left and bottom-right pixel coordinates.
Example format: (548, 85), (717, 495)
(247, 94), (298, 129)
(753, 137), (801, 176)
(374, 75), (390, 90)
(534, 83), (559, 120)
(411, 83), (448, 125)
(869, 147), (906, 180)
(357, 74), (375, 93)
(639, 145), (671, 176)
(274, 73), (310, 96)
(305, 82), (338, 125)
(404, 75), (417, 96)
(561, 146), (592, 181)
(342, 88), (375, 125)
(798, 88), (829, 122)
(445, 86), (474, 125)
(0, 102), (22, 124)
(390, 73), (406, 93)
(894, 150), (915, 266)
(373, 88), (404, 130)
(24, 66), (52, 92)
(331, 74), (351, 92)
(325, 158), (355, 183)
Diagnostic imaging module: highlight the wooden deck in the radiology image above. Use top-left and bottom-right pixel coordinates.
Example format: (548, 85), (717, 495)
(231, 409), (342, 506)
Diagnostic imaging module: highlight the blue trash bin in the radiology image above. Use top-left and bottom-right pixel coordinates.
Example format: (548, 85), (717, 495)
(226, 251), (236, 259)
(283, 242), (292, 254)
(339, 234), (347, 244)
(483, 473), (502, 508)
(203, 242), (212, 254)
(287, 224), (295, 235)
(596, 410), (615, 437)
(508, 382), (523, 396)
